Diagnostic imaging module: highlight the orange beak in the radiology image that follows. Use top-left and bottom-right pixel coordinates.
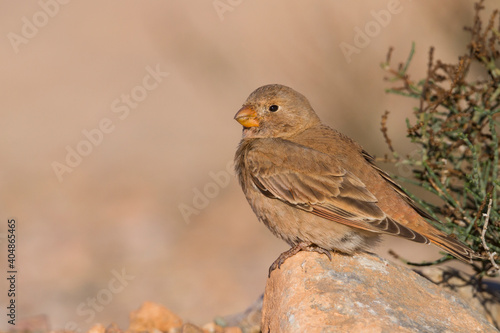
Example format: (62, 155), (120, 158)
(234, 106), (260, 127)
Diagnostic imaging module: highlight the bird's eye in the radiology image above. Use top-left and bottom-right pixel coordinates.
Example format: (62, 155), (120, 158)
(268, 105), (279, 112)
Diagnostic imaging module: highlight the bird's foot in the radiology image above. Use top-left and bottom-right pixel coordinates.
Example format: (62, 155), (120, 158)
(268, 241), (332, 277)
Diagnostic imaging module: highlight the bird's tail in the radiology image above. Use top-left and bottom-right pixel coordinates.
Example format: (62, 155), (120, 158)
(427, 232), (484, 263)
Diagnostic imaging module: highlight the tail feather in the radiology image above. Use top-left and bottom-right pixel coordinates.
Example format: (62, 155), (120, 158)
(427, 233), (483, 263)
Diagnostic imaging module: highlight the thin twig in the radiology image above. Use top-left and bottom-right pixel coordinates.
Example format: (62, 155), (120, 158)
(381, 111), (395, 152)
(481, 199), (499, 275)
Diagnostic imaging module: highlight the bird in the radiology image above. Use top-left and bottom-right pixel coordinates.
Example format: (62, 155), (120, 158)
(233, 84), (481, 276)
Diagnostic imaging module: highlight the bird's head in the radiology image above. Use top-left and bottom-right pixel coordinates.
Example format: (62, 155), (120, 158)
(234, 84), (321, 139)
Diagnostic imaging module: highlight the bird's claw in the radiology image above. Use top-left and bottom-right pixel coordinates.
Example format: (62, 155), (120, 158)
(268, 242), (332, 277)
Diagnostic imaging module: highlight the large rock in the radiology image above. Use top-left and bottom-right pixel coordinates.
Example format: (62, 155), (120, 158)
(262, 251), (498, 333)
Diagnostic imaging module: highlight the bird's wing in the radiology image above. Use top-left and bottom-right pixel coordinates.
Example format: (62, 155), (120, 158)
(360, 150), (482, 261)
(361, 150), (437, 221)
(248, 139), (429, 243)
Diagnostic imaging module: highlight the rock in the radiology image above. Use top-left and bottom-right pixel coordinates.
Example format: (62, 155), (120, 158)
(128, 301), (183, 332)
(221, 327), (243, 333)
(79, 302), (244, 333)
(215, 294), (262, 333)
(180, 323), (204, 333)
(103, 323), (123, 333)
(87, 324), (106, 333)
(202, 322), (225, 333)
(261, 251), (499, 333)
(182, 322), (242, 333)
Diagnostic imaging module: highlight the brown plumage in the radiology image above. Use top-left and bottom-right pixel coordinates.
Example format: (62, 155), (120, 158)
(234, 84), (480, 275)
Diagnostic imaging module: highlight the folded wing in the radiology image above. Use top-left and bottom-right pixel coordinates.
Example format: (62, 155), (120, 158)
(248, 139), (430, 244)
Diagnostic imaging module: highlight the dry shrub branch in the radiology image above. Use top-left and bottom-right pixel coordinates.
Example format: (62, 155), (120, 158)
(381, 0), (500, 278)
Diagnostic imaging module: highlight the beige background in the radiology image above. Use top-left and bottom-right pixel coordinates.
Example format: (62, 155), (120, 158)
(1, 0), (496, 330)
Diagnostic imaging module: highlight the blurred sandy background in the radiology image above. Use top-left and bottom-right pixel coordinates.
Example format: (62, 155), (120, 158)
(1, 0), (497, 330)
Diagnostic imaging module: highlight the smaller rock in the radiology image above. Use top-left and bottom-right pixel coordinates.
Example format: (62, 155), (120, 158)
(104, 323), (123, 333)
(128, 301), (183, 333)
(215, 295), (262, 333)
(221, 327), (243, 333)
(201, 322), (225, 333)
(180, 323), (204, 333)
(87, 324), (105, 333)
(202, 322), (244, 333)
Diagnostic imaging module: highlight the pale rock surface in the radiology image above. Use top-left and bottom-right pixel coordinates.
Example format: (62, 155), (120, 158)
(262, 251), (499, 333)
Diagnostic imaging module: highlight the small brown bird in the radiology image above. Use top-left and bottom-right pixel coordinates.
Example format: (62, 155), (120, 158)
(234, 84), (480, 276)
